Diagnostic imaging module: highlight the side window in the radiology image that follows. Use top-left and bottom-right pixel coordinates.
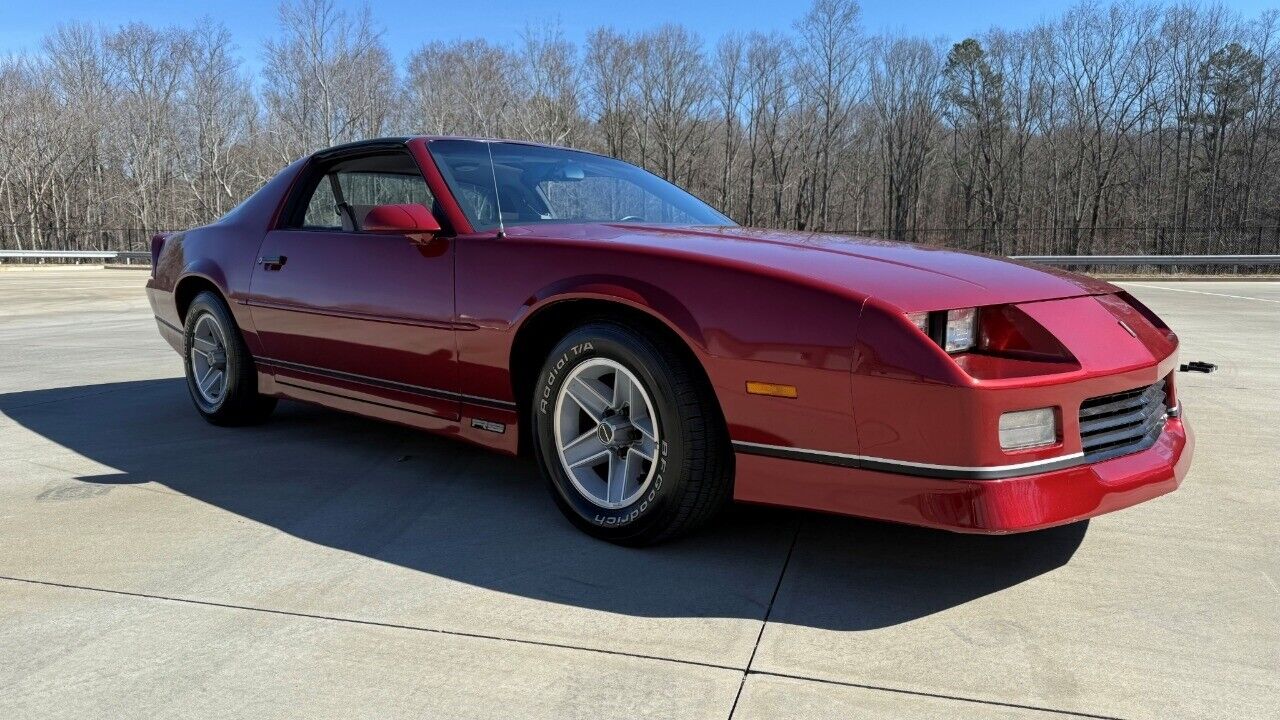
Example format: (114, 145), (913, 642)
(302, 180), (340, 229)
(339, 171), (433, 208)
(289, 152), (436, 231)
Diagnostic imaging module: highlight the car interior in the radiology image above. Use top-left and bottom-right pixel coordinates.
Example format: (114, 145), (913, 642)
(292, 152), (437, 232)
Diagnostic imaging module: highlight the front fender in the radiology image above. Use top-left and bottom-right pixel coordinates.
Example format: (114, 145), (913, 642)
(514, 274), (709, 352)
(454, 232), (867, 457)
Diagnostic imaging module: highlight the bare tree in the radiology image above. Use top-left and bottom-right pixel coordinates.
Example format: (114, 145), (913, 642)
(1051, 3), (1162, 253)
(180, 20), (256, 221)
(714, 34), (747, 212)
(263, 0), (395, 161)
(584, 28), (639, 160)
(516, 24), (582, 146)
(406, 39), (518, 137)
(793, 0), (864, 228)
(870, 36), (945, 240)
(3, 0), (1280, 261)
(635, 25), (711, 185)
(742, 33), (792, 227)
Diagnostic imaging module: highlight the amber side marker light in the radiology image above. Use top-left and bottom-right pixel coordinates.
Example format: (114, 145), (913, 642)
(746, 381), (798, 398)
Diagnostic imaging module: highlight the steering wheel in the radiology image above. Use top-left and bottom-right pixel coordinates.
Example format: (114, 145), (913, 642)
(618, 215), (645, 223)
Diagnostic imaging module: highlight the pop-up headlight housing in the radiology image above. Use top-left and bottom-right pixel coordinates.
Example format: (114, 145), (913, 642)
(904, 304), (1080, 381)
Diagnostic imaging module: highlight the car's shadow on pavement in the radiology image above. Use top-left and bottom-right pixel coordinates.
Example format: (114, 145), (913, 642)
(2, 379), (1088, 631)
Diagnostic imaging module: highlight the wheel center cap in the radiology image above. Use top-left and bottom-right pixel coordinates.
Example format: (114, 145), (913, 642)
(596, 415), (637, 448)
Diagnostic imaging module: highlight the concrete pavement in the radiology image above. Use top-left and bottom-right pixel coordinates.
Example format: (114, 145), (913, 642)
(0, 268), (1276, 719)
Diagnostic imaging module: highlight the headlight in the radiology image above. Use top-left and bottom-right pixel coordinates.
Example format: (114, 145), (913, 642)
(904, 308), (979, 354)
(999, 407), (1057, 450)
(943, 308), (977, 353)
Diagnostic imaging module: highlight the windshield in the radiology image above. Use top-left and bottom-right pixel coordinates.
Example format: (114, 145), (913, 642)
(426, 139), (733, 231)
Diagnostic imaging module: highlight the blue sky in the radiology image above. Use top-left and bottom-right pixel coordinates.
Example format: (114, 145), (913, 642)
(2, 1), (1274, 69)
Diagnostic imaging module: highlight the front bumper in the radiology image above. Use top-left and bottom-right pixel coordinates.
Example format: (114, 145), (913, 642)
(733, 415), (1192, 533)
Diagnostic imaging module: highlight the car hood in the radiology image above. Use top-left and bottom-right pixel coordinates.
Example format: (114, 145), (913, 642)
(519, 224), (1117, 311)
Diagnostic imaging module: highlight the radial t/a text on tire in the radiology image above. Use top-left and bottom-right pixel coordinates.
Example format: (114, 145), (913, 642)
(530, 321), (732, 545)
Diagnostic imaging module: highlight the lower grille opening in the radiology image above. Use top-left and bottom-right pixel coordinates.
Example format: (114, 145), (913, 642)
(1079, 379), (1168, 462)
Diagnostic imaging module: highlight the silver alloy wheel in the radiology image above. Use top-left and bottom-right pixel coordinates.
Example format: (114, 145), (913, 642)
(190, 313), (229, 405)
(553, 357), (661, 509)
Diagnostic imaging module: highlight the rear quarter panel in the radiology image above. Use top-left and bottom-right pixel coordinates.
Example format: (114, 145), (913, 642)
(146, 159), (307, 355)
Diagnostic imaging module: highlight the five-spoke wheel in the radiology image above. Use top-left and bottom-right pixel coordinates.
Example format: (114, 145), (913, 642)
(189, 313), (229, 405)
(554, 358), (661, 509)
(182, 290), (276, 426)
(532, 320), (733, 545)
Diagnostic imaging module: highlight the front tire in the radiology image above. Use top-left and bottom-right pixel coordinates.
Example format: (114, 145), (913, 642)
(531, 321), (732, 545)
(183, 291), (276, 426)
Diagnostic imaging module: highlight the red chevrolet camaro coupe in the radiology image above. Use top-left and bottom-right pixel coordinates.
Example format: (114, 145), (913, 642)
(146, 136), (1193, 545)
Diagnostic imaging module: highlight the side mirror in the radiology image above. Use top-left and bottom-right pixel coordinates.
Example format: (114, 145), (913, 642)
(362, 204), (442, 234)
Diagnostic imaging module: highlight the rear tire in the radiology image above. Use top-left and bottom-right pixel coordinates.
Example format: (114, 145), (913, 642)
(530, 321), (732, 545)
(183, 291), (276, 426)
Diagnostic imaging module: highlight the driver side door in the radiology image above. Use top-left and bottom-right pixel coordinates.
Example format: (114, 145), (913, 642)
(248, 151), (460, 421)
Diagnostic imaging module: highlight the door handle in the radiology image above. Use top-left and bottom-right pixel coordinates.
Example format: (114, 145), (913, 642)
(258, 255), (287, 270)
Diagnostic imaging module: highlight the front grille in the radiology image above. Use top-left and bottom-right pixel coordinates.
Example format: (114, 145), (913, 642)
(1078, 379), (1168, 462)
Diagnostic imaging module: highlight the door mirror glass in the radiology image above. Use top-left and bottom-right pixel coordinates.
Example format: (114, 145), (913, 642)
(361, 203), (442, 234)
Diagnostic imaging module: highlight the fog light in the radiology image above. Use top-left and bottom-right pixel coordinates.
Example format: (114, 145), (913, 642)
(999, 408), (1057, 450)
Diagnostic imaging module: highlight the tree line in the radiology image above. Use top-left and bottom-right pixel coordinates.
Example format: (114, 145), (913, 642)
(1, 0), (1278, 257)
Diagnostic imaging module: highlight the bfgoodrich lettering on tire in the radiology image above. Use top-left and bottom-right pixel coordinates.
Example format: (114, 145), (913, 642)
(531, 320), (732, 545)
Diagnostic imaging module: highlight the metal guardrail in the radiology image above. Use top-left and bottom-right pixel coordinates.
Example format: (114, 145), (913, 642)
(3, 250), (1280, 267)
(1011, 254), (1280, 266)
(0, 249), (151, 266)
(0, 250), (150, 262)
